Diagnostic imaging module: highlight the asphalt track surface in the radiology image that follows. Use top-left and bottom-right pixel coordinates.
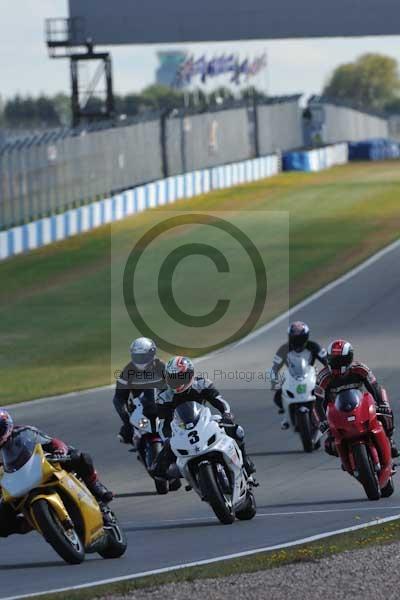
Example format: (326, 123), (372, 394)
(2, 241), (400, 599)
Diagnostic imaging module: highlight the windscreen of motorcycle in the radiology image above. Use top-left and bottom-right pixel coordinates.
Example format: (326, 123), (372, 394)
(1, 431), (44, 498)
(1, 429), (38, 473)
(174, 401), (202, 430)
(287, 353), (309, 379)
(335, 389), (362, 413)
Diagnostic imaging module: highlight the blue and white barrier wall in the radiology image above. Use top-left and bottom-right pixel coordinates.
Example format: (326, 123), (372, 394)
(348, 138), (400, 161)
(283, 143), (348, 172)
(0, 154), (279, 261)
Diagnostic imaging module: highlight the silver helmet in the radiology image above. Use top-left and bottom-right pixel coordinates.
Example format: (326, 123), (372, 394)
(130, 337), (156, 371)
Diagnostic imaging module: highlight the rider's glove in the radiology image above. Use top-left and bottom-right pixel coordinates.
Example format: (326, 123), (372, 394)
(320, 420), (329, 434)
(376, 405), (392, 416)
(221, 412), (235, 425)
(50, 453), (69, 464)
(269, 370), (279, 390)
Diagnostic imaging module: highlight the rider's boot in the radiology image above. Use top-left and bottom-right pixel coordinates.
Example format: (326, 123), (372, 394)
(118, 422), (134, 444)
(86, 475), (114, 503)
(280, 418), (290, 430)
(274, 389), (284, 415)
(390, 438), (399, 459)
(169, 479), (182, 492)
(16, 516), (33, 535)
(324, 434), (338, 457)
(239, 444), (256, 476)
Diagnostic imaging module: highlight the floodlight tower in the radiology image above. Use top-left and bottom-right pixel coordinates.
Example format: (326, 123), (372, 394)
(45, 18), (115, 127)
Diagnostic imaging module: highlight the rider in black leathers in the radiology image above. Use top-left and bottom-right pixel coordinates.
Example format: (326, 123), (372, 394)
(270, 321), (327, 415)
(113, 337), (166, 444)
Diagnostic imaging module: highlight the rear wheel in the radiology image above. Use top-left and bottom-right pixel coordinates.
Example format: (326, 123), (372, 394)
(198, 462), (235, 525)
(297, 410), (313, 453)
(31, 499), (84, 564)
(235, 492), (257, 521)
(381, 477), (395, 498)
(353, 444), (380, 501)
(97, 512), (127, 559)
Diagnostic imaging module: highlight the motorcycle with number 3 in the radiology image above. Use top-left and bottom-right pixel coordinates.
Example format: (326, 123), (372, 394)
(169, 401), (257, 525)
(0, 429), (127, 564)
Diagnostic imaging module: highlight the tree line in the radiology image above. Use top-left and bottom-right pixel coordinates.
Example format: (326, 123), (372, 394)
(323, 53), (400, 113)
(2, 53), (400, 131)
(0, 85), (266, 131)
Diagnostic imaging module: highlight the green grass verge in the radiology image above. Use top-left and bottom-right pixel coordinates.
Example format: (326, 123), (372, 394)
(1, 161), (400, 404)
(24, 518), (400, 600)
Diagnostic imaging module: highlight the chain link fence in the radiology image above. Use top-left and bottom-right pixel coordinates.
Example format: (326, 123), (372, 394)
(0, 95), (306, 230)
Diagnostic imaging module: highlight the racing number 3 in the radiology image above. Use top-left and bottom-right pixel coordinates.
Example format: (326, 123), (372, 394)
(188, 431), (200, 445)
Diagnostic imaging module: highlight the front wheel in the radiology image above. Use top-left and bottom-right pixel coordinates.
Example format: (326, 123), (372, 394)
(352, 444), (380, 501)
(31, 499), (85, 564)
(98, 512), (127, 559)
(198, 463), (235, 525)
(297, 410), (313, 453)
(235, 492), (257, 521)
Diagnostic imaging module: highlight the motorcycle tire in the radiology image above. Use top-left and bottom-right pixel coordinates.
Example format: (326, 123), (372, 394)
(353, 444), (380, 501)
(98, 513), (127, 559)
(198, 462), (235, 525)
(381, 477), (395, 498)
(146, 440), (168, 495)
(31, 499), (85, 564)
(297, 410), (313, 453)
(235, 492), (257, 521)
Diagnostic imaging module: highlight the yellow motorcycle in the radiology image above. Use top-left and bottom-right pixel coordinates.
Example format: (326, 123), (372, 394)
(0, 429), (127, 564)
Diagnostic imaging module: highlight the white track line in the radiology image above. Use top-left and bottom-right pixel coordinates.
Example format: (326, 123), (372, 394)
(121, 505), (400, 528)
(7, 236), (400, 410)
(3, 513), (400, 600)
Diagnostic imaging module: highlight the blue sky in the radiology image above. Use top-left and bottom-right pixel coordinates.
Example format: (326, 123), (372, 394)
(2, 0), (400, 100)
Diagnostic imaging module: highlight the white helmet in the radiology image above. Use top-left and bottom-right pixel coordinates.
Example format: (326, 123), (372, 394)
(130, 337), (156, 371)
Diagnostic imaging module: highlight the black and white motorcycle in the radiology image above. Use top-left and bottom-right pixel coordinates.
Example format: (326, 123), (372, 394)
(169, 401), (257, 524)
(128, 394), (170, 494)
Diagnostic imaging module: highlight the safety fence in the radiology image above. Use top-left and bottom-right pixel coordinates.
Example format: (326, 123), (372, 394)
(306, 98), (389, 146)
(0, 96), (302, 231)
(0, 154), (279, 261)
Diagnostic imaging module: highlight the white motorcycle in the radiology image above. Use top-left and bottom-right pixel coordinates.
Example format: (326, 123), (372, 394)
(279, 353), (322, 452)
(128, 394), (169, 494)
(169, 401), (257, 525)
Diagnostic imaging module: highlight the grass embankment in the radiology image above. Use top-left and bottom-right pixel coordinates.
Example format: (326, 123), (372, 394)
(24, 518), (400, 600)
(1, 161), (400, 404)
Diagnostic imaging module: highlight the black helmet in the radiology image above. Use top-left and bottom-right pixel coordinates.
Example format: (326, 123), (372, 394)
(130, 337), (156, 371)
(165, 356), (194, 393)
(288, 321), (310, 352)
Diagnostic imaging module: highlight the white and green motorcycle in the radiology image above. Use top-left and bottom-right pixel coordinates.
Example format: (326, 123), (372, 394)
(279, 353), (322, 452)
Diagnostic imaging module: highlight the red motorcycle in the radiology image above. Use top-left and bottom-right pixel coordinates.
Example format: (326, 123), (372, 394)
(327, 388), (394, 500)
